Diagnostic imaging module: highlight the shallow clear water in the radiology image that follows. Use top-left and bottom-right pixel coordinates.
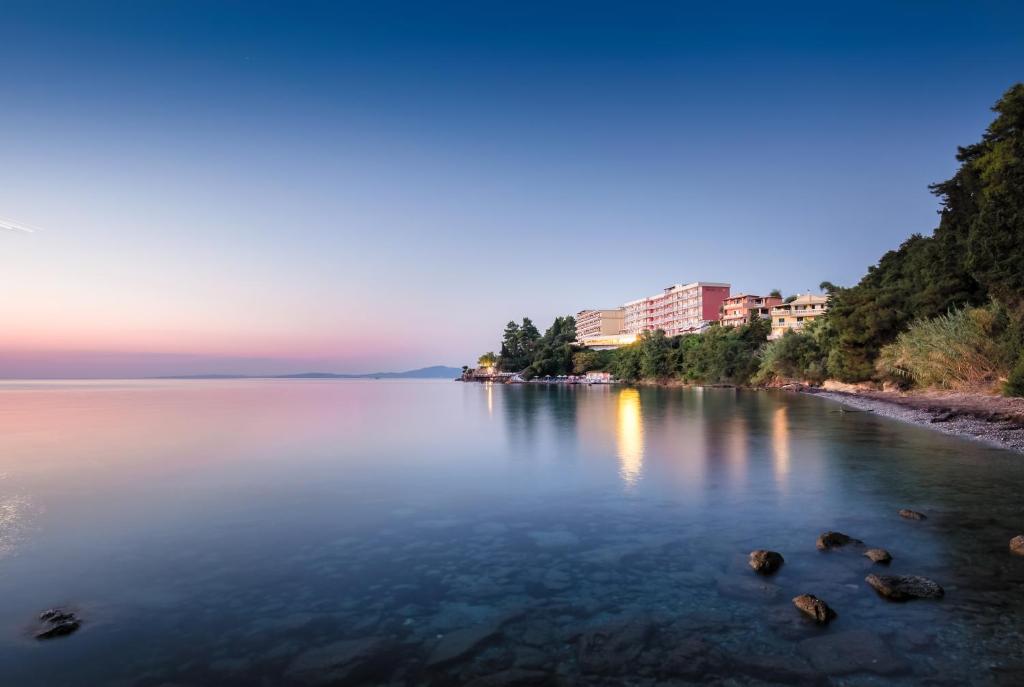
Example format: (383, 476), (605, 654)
(0, 380), (1022, 686)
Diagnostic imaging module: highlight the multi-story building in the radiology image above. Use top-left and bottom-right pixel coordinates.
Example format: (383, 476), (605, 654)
(620, 282), (731, 337)
(576, 308), (625, 340)
(769, 293), (829, 339)
(720, 294), (783, 328)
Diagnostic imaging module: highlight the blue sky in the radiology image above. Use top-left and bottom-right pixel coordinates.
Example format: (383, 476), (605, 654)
(1, 2), (1022, 375)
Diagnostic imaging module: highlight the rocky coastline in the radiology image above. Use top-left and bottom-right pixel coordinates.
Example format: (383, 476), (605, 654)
(802, 385), (1024, 455)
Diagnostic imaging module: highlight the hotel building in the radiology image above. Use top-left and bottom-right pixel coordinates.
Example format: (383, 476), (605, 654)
(720, 294), (784, 328)
(576, 309), (625, 339)
(769, 293), (829, 340)
(620, 282), (731, 337)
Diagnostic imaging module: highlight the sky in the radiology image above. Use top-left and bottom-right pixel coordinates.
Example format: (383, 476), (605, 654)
(1, 1), (1023, 377)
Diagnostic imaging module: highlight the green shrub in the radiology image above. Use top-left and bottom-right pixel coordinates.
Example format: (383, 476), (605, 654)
(876, 303), (1014, 390)
(1005, 352), (1024, 397)
(752, 320), (829, 385)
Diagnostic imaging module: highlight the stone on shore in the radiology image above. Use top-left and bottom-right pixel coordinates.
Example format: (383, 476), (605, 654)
(864, 548), (892, 564)
(36, 608), (81, 639)
(792, 594), (836, 624)
(865, 574), (944, 600)
(816, 531), (862, 550)
(898, 509), (927, 521)
(748, 549), (785, 575)
(1010, 535), (1024, 556)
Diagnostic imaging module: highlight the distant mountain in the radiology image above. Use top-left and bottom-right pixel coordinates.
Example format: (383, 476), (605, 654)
(157, 366), (461, 380)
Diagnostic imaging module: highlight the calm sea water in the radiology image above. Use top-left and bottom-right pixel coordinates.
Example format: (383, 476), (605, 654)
(0, 380), (1022, 686)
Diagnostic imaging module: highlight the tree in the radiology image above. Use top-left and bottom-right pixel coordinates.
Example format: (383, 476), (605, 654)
(821, 84), (1024, 382)
(528, 315), (578, 377)
(768, 289), (782, 299)
(478, 352), (498, 368)
(639, 330), (672, 379)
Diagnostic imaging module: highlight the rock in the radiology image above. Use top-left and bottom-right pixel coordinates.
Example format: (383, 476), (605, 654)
(577, 617), (653, 675)
(815, 531), (862, 550)
(427, 624), (502, 668)
(1010, 535), (1024, 556)
(865, 574), (944, 600)
(864, 548), (893, 564)
(733, 653), (824, 685)
(35, 608), (81, 639)
(792, 594), (836, 624)
(463, 669), (553, 687)
(659, 637), (727, 680)
(284, 637), (393, 685)
(748, 550), (785, 575)
(798, 629), (908, 675)
(898, 509), (927, 520)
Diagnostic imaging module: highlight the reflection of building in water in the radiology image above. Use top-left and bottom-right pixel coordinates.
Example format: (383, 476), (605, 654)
(772, 405), (790, 483)
(616, 388), (644, 487)
(726, 414), (749, 482)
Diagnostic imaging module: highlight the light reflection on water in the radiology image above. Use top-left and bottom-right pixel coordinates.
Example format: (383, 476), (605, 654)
(0, 379), (1021, 686)
(615, 387), (644, 488)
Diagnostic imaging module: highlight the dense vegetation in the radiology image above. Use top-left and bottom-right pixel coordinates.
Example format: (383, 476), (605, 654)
(474, 84), (1024, 396)
(821, 83), (1024, 391)
(495, 316), (578, 379)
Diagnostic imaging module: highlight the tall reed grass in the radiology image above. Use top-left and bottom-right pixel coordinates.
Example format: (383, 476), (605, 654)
(877, 304), (1013, 391)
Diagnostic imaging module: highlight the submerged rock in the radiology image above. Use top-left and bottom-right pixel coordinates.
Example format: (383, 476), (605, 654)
(798, 629), (908, 675)
(748, 549), (785, 575)
(898, 509), (927, 521)
(284, 637), (393, 685)
(816, 531), (862, 551)
(865, 574), (944, 600)
(864, 548), (893, 564)
(427, 624), (502, 668)
(1010, 535), (1024, 556)
(463, 669), (553, 687)
(659, 636), (727, 680)
(792, 594), (836, 624)
(36, 608), (80, 639)
(576, 617), (653, 675)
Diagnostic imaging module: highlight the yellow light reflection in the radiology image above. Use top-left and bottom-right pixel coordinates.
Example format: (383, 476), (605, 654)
(486, 382), (493, 417)
(727, 415), (748, 481)
(616, 388), (644, 487)
(771, 405), (790, 484)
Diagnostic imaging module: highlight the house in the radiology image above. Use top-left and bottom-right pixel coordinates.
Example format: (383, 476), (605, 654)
(720, 294), (783, 327)
(769, 294), (829, 340)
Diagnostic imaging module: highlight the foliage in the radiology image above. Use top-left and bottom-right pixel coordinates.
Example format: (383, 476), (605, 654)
(611, 343), (642, 382)
(639, 330), (672, 379)
(876, 304), (1017, 391)
(1005, 352), (1024, 398)
(527, 316), (578, 377)
(753, 320), (829, 385)
(572, 349), (613, 374)
(675, 318), (771, 384)
(498, 318), (540, 371)
(477, 351), (497, 368)
(604, 319), (771, 385)
(825, 84), (1023, 381)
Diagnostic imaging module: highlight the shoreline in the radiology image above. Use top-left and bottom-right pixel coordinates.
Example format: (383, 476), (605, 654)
(463, 376), (1024, 454)
(803, 388), (1024, 455)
